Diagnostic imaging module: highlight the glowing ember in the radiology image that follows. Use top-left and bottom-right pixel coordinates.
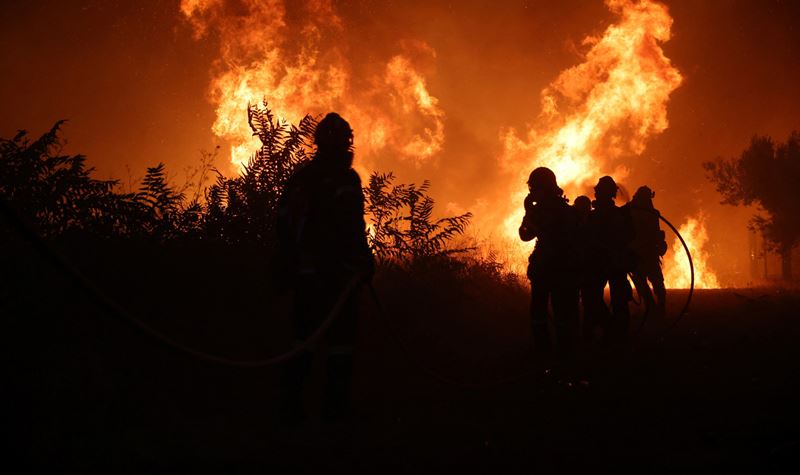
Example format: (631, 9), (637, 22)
(485, 0), (684, 274)
(664, 215), (720, 289)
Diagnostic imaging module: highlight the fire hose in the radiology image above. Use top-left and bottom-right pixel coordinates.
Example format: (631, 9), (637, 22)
(618, 185), (695, 335)
(2, 195), (694, 383)
(632, 209), (695, 337)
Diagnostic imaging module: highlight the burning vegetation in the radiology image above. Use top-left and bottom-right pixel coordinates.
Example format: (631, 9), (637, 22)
(663, 215), (720, 289)
(179, 0), (720, 287)
(494, 0), (683, 273)
(179, 0), (445, 172)
(7, 4), (800, 471)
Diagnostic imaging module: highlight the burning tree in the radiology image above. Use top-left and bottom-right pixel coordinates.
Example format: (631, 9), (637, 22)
(704, 132), (800, 280)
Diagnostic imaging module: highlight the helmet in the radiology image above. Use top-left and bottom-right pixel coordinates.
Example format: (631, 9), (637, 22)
(633, 185), (655, 202)
(314, 112), (353, 151)
(594, 175), (619, 198)
(527, 167), (559, 194)
(573, 195), (592, 213)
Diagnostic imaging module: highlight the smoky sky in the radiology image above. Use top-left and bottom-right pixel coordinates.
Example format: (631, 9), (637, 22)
(2, 0), (799, 283)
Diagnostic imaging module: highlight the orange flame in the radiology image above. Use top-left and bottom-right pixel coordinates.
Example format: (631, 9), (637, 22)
(484, 0), (684, 274)
(664, 215), (720, 289)
(181, 0), (721, 285)
(180, 0), (444, 171)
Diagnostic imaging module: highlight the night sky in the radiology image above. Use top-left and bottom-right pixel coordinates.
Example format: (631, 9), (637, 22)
(2, 0), (799, 283)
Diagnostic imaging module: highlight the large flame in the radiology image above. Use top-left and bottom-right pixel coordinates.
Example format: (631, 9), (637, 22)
(180, 0), (445, 171)
(664, 215), (720, 289)
(486, 0), (686, 274)
(182, 0), (720, 286)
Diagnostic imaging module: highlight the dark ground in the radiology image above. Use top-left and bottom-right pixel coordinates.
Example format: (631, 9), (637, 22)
(3, 239), (800, 473)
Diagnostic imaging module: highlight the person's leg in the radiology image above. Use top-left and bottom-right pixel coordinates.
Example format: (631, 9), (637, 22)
(279, 350), (313, 426)
(323, 352), (354, 422)
(279, 276), (323, 426)
(552, 284), (580, 362)
(530, 280), (552, 356)
(323, 280), (360, 422)
(579, 285), (591, 343)
(609, 273), (632, 341)
(582, 276), (610, 346)
(631, 269), (655, 311)
(649, 260), (667, 311)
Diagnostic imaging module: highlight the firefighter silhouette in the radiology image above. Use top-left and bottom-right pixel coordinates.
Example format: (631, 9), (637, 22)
(626, 185), (667, 315)
(277, 112), (374, 425)
(572, 195), (596, 344)
(583, 176), (635, 344)
(519, 167), (580, 361)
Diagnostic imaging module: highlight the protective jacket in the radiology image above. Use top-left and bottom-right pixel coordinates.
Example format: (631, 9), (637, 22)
(627, 204), (667, 261)
(519, 195), (579, 283)
(277, 160), (374, 280)
(587, 198), (635, 275)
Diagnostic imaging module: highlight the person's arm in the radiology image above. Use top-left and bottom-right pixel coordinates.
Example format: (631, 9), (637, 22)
(337, 171), (375, 278)
(519, 194), (538, 242)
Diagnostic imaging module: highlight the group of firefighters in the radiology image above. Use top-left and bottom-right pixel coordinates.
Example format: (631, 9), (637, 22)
(277, 113), (668, 423)
(520, 167), (668, 359)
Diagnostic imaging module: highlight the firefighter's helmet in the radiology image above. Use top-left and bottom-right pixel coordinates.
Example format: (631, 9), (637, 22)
(594, 175), (619, 198)
(314, 113), (353, 151)
(527, 167), (559, 195)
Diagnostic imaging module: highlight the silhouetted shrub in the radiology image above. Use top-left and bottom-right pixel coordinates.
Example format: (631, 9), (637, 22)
(364, 172), (473, 263)
(203, 103), (316, 244)
(201, 101), (474, 260)
(0, 121), (131, 238)
(1, 103), (473, 262)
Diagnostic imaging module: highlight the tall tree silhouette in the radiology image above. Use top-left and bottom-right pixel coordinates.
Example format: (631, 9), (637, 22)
(704, 131), (800, 280)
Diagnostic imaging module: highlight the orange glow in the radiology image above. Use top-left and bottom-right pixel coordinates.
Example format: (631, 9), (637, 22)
(384, 55), (445, 165)
(664, 215), (720, 289)
(180, 0), (444, 171)
(486, 0), (685, 275)
(181, 0), (720, 285)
